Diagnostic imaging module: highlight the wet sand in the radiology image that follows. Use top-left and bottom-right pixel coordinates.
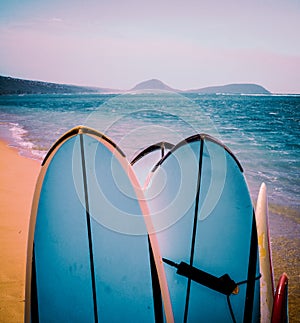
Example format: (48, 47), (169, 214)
(0, 140), (40, 322)
(269, 209), (300, 323)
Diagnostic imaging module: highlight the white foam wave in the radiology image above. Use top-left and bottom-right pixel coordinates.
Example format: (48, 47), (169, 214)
(5, 122), (45, 161)
(8, 123), (34, 150)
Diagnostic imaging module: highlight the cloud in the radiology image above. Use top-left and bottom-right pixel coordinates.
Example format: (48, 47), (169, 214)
(50, 17), (63, 23)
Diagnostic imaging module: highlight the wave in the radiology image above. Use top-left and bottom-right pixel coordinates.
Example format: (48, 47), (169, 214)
(9, 122), (34, 149)
(6, 122), (46, 160)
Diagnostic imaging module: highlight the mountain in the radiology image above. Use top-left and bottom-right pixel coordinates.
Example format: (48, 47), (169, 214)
(186, 83), (271, 94)
(0, 75), (271, 95)
(130, 79), (270, 94)
(0, 76), (119, 95)
(130, 79), (178, 92)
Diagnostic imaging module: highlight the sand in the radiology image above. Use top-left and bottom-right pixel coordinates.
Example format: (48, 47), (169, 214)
(0, 140), (40, 322)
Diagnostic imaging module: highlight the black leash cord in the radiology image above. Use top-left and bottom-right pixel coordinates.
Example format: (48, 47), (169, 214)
(227, 274), (262, 323)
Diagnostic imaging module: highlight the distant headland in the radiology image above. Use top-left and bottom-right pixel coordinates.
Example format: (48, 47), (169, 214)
(0, 75), (271, 95)
(0, 75), (114, 95)
(130, 79), (271, 94)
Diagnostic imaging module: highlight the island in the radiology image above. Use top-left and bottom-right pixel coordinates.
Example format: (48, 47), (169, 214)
(186, 83), (271, 95)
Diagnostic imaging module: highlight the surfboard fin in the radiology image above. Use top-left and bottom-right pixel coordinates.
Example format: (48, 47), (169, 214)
(163, 258), (238, 296)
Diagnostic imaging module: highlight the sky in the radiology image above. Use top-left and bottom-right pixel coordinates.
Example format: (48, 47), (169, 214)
(0, 0), (299, 93)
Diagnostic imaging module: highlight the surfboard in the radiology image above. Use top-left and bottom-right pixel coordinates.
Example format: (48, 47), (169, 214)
(272, 273), (289, 323)
(145, 134), (261, 322)
(255, 182), (275, 322)
(131, 142), (174, 187)
(25, 126), (173, 322)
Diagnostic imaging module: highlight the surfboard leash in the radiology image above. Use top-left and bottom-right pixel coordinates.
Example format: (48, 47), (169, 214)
(163, 258), (238, 296)
(227, 274), (262, 323)
(163, 258), (261, 322)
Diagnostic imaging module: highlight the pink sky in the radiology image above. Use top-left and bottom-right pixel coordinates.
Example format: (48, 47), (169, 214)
(0, 0), (299, 93)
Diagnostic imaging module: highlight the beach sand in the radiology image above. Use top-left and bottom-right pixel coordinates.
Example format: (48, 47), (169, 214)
(0, 140), (40, 322)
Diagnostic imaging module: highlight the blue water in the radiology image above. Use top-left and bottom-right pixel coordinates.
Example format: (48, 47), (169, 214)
(0, 92), (299, 214)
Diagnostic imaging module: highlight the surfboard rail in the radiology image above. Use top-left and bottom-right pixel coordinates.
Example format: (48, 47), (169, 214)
(131, 141), (174, 166)
(152, 133), (243, 173)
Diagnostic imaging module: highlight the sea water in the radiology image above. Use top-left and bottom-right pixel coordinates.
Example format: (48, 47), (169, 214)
(0, 91), (299, 320)
(0, 92), (299, 212)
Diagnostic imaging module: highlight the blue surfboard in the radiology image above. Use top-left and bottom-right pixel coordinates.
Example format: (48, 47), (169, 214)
(145, 134), (260, 322)
(25, 126), (173, 322)
(131, 142), (174, 187)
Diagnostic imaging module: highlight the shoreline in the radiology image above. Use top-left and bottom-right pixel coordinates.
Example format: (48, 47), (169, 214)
(0, 139), (40, 322)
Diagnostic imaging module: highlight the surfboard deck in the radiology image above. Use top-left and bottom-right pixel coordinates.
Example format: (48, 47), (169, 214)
(25, 126), (173, 322)
(255, 182), (275, 322)
(145, 134), (261, 322)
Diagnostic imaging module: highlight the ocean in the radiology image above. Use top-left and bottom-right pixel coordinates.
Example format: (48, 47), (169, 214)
(0, 91), (299, 320)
